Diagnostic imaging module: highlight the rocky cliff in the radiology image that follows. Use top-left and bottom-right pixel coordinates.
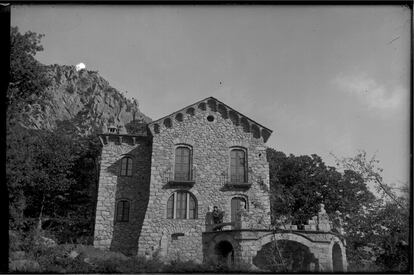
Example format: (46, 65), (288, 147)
(20, 64), (151, 135)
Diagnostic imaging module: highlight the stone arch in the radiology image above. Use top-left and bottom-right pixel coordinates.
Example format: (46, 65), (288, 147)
(259, 233), (315, 252)
(227, 140), (250, 149)
(215, 240), (234, 267)
(229, 193), (249, 210)
(205, 233), (238, 265)
(253, 232), (319, 272)
(173, 138), (195, 147)
(328, 238), (347, 272)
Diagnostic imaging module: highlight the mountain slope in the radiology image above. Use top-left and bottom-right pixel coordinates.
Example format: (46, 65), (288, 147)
(20, 64), (151, 135)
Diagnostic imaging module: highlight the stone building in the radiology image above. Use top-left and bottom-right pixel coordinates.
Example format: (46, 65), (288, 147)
(93, 96), (347, 272)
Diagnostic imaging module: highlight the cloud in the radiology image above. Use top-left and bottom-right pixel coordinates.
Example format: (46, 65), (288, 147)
(333, 74), (406, 111)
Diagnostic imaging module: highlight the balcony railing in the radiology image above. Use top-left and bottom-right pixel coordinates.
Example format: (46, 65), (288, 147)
(162, 166), (196, 188)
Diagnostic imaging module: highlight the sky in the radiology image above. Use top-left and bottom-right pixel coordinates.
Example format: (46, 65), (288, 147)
(11, 5), (411, 192)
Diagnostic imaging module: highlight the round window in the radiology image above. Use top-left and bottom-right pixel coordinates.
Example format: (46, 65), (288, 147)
(207, 115), (215, 122)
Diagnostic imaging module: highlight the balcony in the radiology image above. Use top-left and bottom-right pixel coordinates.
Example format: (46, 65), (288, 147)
(162, 167), (196, 188)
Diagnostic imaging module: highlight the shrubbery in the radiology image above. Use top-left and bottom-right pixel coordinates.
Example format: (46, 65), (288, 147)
(10, 230), (246, 273)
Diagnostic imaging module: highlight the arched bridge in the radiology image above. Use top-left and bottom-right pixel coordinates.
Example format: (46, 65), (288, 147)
(202, 229), (347, 272)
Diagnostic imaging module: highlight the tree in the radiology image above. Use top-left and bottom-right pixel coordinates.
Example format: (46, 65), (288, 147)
(332, 150), (407, 210)
(266, 148), (410, 272)
(7, 27), (101, 244)
(8, 27), (51, 118)
(7, 127), (77, 230)
(266, 148), (375, 225)
(332, 150), (410, 272)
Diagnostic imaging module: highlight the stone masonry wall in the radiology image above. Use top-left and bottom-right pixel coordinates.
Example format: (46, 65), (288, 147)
(93, 135), (152, 256)
(137, 101), (271, 262)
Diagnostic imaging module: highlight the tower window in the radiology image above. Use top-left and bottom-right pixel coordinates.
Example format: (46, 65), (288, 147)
(120, 157), (133, 176)
(116, 200), (130, 222)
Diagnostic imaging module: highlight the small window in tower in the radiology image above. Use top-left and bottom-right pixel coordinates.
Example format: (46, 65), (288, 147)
(116, 200), (130, 222)
(120, 157), (133, 176)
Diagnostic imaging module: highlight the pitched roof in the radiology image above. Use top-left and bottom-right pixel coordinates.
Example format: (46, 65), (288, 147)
(148, 96), (273, 143)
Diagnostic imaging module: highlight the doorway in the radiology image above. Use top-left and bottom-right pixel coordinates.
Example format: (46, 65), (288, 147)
(215, 241), (234, 268)
(231, 197), (247, 228)
(332, 243), (344, 272)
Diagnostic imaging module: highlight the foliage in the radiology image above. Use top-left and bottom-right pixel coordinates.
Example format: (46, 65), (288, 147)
(333, 150), (410, 272)
(266, 148), (410, 272)
(8, 26), (51, 118)
(7, 123), (101, 242)
(266, 148), (375, 225)
(8, 27), (101, 243)
(333, 150), (407, 210)
(344, 200), (409, 272)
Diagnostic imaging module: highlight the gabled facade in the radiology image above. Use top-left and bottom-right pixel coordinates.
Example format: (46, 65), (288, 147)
(93, 97), (347, 271)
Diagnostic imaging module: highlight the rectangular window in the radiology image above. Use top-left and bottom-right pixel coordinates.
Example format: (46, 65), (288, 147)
(175, 147), (191, 181)
(230, 149), (246, 183)
(116, 200), (130, 222)
(121, 157), (132, 176)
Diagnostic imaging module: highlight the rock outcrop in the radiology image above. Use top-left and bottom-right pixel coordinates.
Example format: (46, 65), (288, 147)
(20, 64), (151, 135)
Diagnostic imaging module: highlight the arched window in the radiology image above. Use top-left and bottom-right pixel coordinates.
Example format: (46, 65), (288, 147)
(230, 149), (247, 183)
(174, 146), (192, 181)
(120, 157), (133, 176)
(116, 200), (130, 222)
(167, 191), (197, 219)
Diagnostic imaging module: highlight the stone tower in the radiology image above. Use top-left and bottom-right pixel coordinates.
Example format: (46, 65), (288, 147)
(93, 124), (152, 256)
